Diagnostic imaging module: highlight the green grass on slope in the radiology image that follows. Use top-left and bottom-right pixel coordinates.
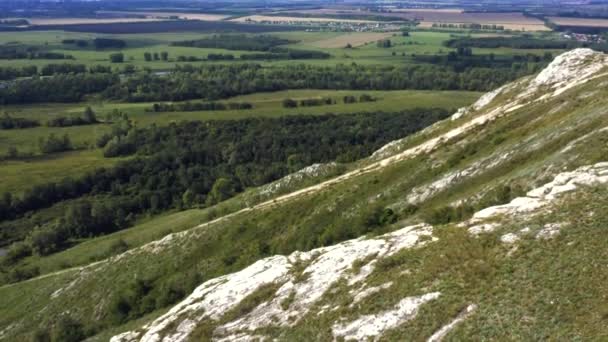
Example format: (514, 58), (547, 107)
(273, 187), (608, 340)
(2, 73), (607, 339)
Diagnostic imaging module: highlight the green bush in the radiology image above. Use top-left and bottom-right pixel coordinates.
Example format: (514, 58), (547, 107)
(51, 316), (85, 342)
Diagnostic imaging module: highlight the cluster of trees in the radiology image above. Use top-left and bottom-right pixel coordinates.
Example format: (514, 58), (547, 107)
(0, 113), (39, 129)
(110, 53), (124, 63)
(47, 107), (98, 127)
(282, 97), (334, 108)
(0, 72), (119, 104)
(207, 53), (235, 61)
(143, 52), (168, 62)
(62, 39), (89, 47)
(93, 38), (126, 49)
(38, 133), (72, 154)
(176, 55), (204, 62)
(0, 65), (37, 80)
(282, 95), (376, 108)
(376, 39), (392, 48)
(147, 101), (253, 112)
(0, 109), (450, 256)
(172, 34), (294, 51)
(343, 94), (377, 104)
(40, 63), (87, 76)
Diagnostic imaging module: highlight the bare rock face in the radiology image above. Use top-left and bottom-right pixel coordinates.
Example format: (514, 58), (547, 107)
(523, 48), (608, 98)
(112, 225), (434, 342)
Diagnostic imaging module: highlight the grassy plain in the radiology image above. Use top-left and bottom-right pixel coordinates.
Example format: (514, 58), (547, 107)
(0, 30), (561, 70)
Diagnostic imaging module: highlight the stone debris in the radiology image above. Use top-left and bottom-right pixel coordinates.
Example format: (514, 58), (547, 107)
(471, 162), (608, 222)
(500, 233), (520, 244)
(332, 292), (441, 341)
(351, 282), (394, 306)
(112, 225), (434, 342)
(536, 223), (564, 240)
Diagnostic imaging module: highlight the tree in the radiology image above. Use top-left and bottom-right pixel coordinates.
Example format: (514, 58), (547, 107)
(282, 98), (298, 108)
(52, 316), (85, 342)
(83, 106), (97, 123)
(7, 146), (18, 158)
(206, 178), (237, 205)
(377, 39), (391, 48)
(161, 51), (169, 61)
(182, 189), (196, 208)
(153, 52), (160, 61)
(38, 133), (72, 154)
(110, 53), (124, 63)
(144, 52), (152, 62)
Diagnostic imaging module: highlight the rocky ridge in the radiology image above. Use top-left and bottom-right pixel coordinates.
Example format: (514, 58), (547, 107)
(110, 49), (608, 342)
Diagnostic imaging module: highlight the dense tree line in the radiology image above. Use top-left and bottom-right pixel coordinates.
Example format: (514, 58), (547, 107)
(445, 37), (581, 49)
(0, 60), (545, 105)
(0, 64), (111, 81)
(38, 133), (72, 154)
(414, 51), (551, 72)
(0, 46), (73, 60)
(62, 39), (89, 47)
(172, 34), (295, 51)
(240, 49), (330, 60)
(102, 63), (540, 102)
(93, 38), (126, 49)
(40, 63), (87, 76)
(282, 97), (334, 108)
(0, 73), (119, 104)
(0, 109), (450, 254)
(0, 113), (39, 129)
(147, 101), (253, 112)
(47, 107), (98, 127)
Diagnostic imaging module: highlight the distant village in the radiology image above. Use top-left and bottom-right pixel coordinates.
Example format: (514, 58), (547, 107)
(561, 32), (606, 44)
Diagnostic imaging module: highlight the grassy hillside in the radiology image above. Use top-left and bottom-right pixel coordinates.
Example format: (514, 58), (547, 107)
(1, 49), (607, 340)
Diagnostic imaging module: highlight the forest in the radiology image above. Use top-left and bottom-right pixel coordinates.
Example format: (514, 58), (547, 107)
(0, 61), (544, 104)
(0, 108), (450, 271)
(444, 36), (608, 51)
(172, 34), (295, 51)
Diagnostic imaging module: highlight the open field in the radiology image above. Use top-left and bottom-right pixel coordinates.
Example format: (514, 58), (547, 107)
(0, 29), (559, 70)
(231, 15), (377, 24)
(3, 89), (481, 130)
(96, 11), (230, 21)
(0, 150), (120, 195)
(547, 16), (608, 28)
(310, 32), (396, 48)
(21, 17), (164, 26)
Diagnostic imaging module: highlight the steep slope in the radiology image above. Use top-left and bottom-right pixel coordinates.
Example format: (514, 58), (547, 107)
(2, 48), (608, 341)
